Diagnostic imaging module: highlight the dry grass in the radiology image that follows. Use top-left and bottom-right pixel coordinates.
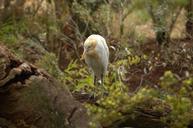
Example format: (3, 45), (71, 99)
(170, 9), (187, 39)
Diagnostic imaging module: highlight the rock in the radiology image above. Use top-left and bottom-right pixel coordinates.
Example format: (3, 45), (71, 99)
(0, 44), (91, 128)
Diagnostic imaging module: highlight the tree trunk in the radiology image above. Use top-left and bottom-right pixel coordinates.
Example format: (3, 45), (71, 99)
(146, 3), (168, 45)
(186, 0), (193, 39)
(0, 0), (25, 23)
(0, 44), (93, 128)
(155, 30), (167, 45)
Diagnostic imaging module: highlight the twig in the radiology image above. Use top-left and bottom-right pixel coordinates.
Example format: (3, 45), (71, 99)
(33, 0), (44, 17)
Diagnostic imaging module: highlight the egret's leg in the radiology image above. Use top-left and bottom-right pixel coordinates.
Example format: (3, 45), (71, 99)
(101, 74), (108, 96)
(101, 74), (104, 86)
(89, 75), (97, 100)
(94, 75), (97, 85)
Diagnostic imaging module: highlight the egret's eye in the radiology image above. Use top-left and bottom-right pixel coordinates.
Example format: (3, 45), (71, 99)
(87, 45), (92, 49)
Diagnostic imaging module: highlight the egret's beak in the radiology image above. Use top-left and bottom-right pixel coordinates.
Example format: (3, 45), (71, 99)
(80, 52), (85, 61)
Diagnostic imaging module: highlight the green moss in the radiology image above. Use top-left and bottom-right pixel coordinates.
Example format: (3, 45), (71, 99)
(0, 23), (18, 45)
(36, 52), (64, 80)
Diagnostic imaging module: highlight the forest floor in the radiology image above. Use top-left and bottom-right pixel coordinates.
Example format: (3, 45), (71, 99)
(74, 37), (193, 104)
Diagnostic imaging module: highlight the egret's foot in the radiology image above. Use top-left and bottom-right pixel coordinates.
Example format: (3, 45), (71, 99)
(88, 92), (98, 101)
(103, 91), (109, 96)
(99, 90), (108, 98)
(97, 80), (102, 85)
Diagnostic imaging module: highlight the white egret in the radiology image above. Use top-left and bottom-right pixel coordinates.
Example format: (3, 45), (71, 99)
(81, 34), (109, 85)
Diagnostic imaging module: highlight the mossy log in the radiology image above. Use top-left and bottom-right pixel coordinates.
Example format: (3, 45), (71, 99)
(0, 45), (91, 128)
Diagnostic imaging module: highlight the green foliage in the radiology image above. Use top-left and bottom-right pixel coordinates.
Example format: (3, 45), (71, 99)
(61, 51), (142, 96)
(72, 1), (91, 21)
(86, 87), (157, 127)
(168, 0), (188, 7)
(0, 20), (28, 45)
(36, 52), (64, 81)
(86, 82), (126, 121)
(71, 0), (113, 35)
(162, 95), (192, 128)
(183, 78), (193, 86)
(63, 60), (94, 92)
(160, 71), (178, 92)
(135, 9), (150, 23)
(0, 20), (31, 59)
(159, 71), (193, 128)
(84, 69), (193, 128)
(0, 19), (33, 60)
(0, 22), (18, 45)
(182, 77), (193, 98)
(36, 54), (95, 94)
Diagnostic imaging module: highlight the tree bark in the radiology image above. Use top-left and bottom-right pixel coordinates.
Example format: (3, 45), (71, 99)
(0, 0), (25, 23)
(0, 44), (92, 128)
(186, 0), (193, 39)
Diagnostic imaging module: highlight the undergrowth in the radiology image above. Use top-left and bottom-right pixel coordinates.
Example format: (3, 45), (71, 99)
(0, 1), (193, 128)
(36, 49), (193, 128)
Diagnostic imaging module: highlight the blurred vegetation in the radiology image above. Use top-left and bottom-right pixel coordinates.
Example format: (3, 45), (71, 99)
(1, 0), (193, 128)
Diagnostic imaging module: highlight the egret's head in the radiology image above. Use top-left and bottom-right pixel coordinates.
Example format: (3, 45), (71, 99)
(81, 38), (97, 60)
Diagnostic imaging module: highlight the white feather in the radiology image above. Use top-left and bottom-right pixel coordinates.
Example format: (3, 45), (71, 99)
(83, 34), (109, 82)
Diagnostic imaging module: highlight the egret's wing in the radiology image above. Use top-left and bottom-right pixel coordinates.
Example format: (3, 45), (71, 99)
(100, 36), (109, 58)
